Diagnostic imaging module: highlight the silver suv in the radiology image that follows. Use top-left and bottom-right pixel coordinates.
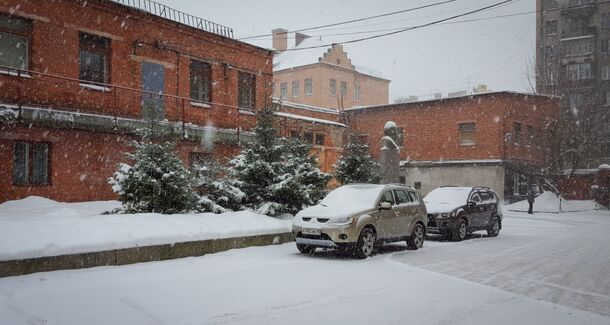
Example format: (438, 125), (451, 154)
(292, 184), (428, 258)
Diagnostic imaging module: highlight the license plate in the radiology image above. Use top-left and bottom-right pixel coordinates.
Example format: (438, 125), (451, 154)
(302, 227), (321, 235)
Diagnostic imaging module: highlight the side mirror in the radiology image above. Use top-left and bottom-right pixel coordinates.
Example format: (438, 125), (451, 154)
(380, 201), (392, 210)
(467, 201), (476, 208)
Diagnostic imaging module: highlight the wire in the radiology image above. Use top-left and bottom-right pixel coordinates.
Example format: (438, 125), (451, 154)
(280, 0), (517, 52)
(236, 0), (457, 40)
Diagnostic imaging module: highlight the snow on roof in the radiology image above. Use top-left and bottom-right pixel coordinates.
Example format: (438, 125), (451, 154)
(274, 111), (346, 128)
(273, 98), (340, 115)
(273, 37), (386, 80)
(401, 159), (504, 166)
(346, 91), (558, 112)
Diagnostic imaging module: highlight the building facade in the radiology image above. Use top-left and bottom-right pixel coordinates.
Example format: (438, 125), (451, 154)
(536, 0), (610, 168)
(345, 92), (560, 202)
(271, 29), (390, 110)
(0, 0), (334, 203)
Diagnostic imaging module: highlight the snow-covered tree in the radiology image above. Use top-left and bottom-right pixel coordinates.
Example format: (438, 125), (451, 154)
(192, 157), (245, 213)
(335, 135), (381, 185)
(226, 105), (329, 215)
(109, 122), (198, 214)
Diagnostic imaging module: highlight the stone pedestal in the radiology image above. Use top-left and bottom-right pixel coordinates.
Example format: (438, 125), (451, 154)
(379, 121), (400, 184)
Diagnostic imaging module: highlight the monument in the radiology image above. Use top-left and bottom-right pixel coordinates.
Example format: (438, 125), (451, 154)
(379, 121), (400, 184)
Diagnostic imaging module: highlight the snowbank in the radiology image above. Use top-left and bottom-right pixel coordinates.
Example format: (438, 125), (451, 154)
(506, 191), (598, 213)
(0, 196), (291, 261)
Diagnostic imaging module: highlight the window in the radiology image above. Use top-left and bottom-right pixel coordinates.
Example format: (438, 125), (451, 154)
(569, 93), (586, 108)
(606, 92), (610, 105)
(238, 72), (256, 109)
(513, 123), (522, 145)
(414, 181), (422, 190)
(315, 133), (325, 146)
(603, 39), (610, 54)
(304, 78), (313, 96)
(79, 32), (110, 84)
(340, 81), (347, 98)
(330, 79), (336, 96)
(569, 0), (594, 6)
(13, 142), (50, 186)
(603, 13), (610, 29)
(408, 191), (420, 203)
(190, 60), (212, 103)
(303, 132), (314, 144)
(292, 80), (299, 97)
(394, 190), (411, 205)
(380, 191), (395, 205)
(543, 0), (558, 9)
(0, 14), (31, 70)
(280, 82), (288, 98)
(563, 38), (593, 56)
(470, 193), (481, 203)
(566, 63), (592, 80)
(602, 65), (610, 80)
(290, 130), (299, 138)
(399, 176), (406, 184)
(354, 85), (361, 101)
(526, 125), (534, 146)
(544, 46), (557, 62)
(545, 20), (558, 35)
(458, 122), (476, 146)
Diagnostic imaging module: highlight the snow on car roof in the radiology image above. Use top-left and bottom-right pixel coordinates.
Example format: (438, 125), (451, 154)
(424, 187), (473, 214)
(320, 184), (386, 210)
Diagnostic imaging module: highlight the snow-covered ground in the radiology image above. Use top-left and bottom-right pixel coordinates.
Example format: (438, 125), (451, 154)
(0, 197), (291, 261)
(506, 191), (599, 213)
(1, 209), (609, 324)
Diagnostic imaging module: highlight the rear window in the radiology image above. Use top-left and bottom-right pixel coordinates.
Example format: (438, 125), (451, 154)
(408, 191), (419, 203)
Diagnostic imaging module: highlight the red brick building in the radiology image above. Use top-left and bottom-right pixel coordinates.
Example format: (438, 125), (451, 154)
(345, 92), (560, 202)
(0, 0), (337, 203)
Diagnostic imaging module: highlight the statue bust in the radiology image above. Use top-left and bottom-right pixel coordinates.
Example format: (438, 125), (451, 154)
(381, 121), (400, 151)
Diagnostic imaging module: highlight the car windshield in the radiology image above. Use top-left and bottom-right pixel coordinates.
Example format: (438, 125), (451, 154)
(424, 187), (472, 205)
(320, 185), (384, 209)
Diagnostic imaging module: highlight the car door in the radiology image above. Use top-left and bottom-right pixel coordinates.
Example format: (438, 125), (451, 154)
(467, 191), (486, 228)
(390, 189), (410, 238)
(479, 190), (497, 227)
(376, 190), (397, 239)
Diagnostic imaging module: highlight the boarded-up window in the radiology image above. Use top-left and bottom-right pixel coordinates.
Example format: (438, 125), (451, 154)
(190, 60), (212, 103)
(79, 32), (110, 84)
(13, 142), (50, 186)
(238, 72), (256, 109)
(459, 123), (476, 146)
(0, 14), (31, 70)
(315, 133), (325, 146)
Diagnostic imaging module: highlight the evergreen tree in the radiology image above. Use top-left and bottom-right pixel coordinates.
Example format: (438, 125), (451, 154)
(109, 122), (198, 214)
(335, 135), (381, 184)
(192, 157), (245, 213)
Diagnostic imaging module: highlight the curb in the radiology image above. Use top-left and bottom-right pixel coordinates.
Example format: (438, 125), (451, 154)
(0, 232), (294, 278)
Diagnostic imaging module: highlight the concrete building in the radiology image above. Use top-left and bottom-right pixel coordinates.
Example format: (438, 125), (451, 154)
(345, 92), (560, 202)
(271, 29), (390, 110)
(0, 0), (341, 203)
(536, 0), (610, 168)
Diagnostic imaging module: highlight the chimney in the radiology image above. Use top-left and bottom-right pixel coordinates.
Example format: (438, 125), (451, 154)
(295, 32), (310, 47)
(272, 28), (288, 52)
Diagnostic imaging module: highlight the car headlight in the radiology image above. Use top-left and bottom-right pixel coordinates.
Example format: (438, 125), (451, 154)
(329, 216), (355, 225)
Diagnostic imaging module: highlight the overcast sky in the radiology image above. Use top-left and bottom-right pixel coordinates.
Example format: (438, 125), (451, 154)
(157, 0), (535, 102)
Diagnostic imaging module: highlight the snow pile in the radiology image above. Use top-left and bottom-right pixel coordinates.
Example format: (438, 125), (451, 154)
(0, 106), (18, 122)
(506, 191), (598, 213)
(0, 196), (291, 261)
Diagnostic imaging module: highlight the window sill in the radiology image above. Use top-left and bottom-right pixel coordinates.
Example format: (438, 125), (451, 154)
(459, 143), (476, 147)
(239, 109), (256, 116)
(79, 83), (111, 92)
(191, 101), (211, 109)
(0, 68), (32, 78)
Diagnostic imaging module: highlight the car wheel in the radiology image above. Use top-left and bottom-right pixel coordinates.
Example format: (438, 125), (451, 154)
(451, 219), (468, 242)
(407, 223), (425, 250)
(487, 216), (501, 237)
(296, 244), (316, 254)
(354, 228), (376, 259)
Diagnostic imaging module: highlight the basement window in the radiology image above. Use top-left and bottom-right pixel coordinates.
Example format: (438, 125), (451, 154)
(0, 14), (31, 70)
(458, 122), (476, 146)
(190, 60), (212, 103)
(13, 142), (51, 186)
(79, 32), (110, 84)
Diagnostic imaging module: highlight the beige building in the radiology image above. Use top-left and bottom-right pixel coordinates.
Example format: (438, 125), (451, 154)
(271, 28), (390, 110)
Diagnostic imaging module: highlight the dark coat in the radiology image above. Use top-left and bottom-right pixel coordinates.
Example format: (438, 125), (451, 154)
(527, 189), (535, 203)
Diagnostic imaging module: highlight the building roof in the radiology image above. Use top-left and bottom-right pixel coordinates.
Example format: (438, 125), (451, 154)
(346, 91), (558, 112)
(273, 98), (340, 115)
(273, 37), (386, 80)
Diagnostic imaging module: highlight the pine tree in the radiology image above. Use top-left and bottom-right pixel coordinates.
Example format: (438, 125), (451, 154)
(109, 122), (198, 214)
(192, 157), (245, 213)
(335, 135), (381, 185)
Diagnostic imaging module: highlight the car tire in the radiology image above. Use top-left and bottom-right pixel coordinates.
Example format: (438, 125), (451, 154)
(487, 216), (501, 237)
(451, 219), (468, 242)
(296, 244), (316, 254)
(354, 228), (376, 259)
(407, 223), (425, 250)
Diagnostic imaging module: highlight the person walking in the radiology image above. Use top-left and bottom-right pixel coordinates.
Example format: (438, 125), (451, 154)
(527, 186), (535, 214)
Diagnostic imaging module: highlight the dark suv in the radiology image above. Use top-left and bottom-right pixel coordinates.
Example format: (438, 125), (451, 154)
(423, 186), (502, 241)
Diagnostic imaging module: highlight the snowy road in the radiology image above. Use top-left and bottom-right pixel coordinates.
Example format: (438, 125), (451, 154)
(1, 210), (609, 325)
